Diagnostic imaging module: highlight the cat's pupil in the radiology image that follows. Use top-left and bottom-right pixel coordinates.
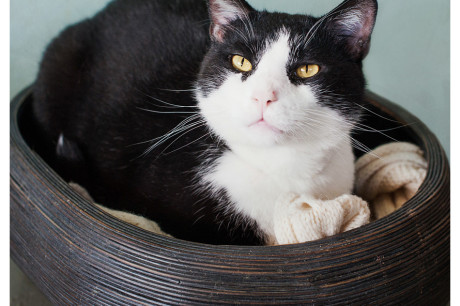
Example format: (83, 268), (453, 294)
(240, 58), (245, 66)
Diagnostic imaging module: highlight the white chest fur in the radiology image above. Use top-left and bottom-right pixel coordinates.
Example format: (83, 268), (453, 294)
(202, 138), (355, 239)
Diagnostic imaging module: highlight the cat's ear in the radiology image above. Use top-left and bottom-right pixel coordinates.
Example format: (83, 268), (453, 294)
(208, 0), (254, 42)
(326, 0), (378, 60)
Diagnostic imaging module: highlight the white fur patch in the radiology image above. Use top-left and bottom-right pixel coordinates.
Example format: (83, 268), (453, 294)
(197, 31), (355, 239)
(57, 133), (65, 148)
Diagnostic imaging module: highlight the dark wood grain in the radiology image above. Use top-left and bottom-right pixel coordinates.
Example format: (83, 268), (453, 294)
(11, 87), (450, 304)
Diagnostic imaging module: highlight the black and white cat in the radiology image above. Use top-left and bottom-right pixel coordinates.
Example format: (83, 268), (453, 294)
(33, 0), (378, 245)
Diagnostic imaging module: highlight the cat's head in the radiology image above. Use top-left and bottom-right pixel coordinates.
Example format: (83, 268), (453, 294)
(197, 0), (378, 147)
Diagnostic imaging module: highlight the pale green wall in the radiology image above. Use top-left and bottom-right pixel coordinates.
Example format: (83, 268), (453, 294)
(11, 0), (450, 157)
(10, 0), (110, 97)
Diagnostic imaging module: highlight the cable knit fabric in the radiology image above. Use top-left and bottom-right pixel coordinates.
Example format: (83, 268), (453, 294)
(354, 142), (427, 220)
(70, 142), (427, 245)
(69, 182), (172, 237)
(273, 194), (370, 245)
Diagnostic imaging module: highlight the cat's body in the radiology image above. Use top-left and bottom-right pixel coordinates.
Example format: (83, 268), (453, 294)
(33, 0), (377, 245)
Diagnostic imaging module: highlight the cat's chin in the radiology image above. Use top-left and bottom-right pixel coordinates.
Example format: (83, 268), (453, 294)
(238, 121), (286, 147)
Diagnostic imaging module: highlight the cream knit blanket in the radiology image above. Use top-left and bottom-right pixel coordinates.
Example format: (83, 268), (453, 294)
(71, 142), (427, 245)
(354, 142), (427, 220)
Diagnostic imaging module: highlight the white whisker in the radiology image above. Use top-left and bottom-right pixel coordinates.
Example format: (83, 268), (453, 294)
(140, 120), (206, 158)
(135, 88), (198, 109)
(164, 133), (209, 156)
(136, 107), (198, 115)
(157, 88), (196, 92)
(128, 114), (202, 147)
(352, 102), (405, 124)
(156, 123), (208, 158)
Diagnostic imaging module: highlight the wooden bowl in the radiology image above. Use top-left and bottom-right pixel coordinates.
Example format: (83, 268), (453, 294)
(11, 86), (450, 304)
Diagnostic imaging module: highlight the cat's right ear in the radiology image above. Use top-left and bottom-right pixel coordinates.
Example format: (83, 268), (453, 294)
(208, 0), (254, 42)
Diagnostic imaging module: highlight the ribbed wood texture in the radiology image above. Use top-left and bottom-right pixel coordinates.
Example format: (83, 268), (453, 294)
(11, 87), (450, 305)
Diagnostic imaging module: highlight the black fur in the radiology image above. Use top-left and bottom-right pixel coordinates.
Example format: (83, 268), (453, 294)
(33, 0), (377, 245)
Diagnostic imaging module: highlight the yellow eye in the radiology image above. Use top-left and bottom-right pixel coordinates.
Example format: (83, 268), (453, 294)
(296, 64), (320, 78)
(232, 55), (252, 72)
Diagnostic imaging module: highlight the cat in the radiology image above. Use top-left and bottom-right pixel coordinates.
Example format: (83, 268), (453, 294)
(32, 0), (378, 245)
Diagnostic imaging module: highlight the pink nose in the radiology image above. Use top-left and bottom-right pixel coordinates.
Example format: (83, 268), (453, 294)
(252, 90), (278, 106)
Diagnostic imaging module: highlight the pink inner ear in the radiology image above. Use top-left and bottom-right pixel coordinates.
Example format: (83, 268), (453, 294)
(208, 0), (251, 41)
(212, 26), (225, 42)
(209, 0), (244, 25)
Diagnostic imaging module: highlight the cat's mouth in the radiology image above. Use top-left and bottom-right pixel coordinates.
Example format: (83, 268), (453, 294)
(249, 119), (283, 134)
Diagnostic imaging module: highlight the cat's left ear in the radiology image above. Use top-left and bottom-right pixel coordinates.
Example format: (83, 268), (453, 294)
(326, 0), (378, 60)
(208, 0), (254, 42)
